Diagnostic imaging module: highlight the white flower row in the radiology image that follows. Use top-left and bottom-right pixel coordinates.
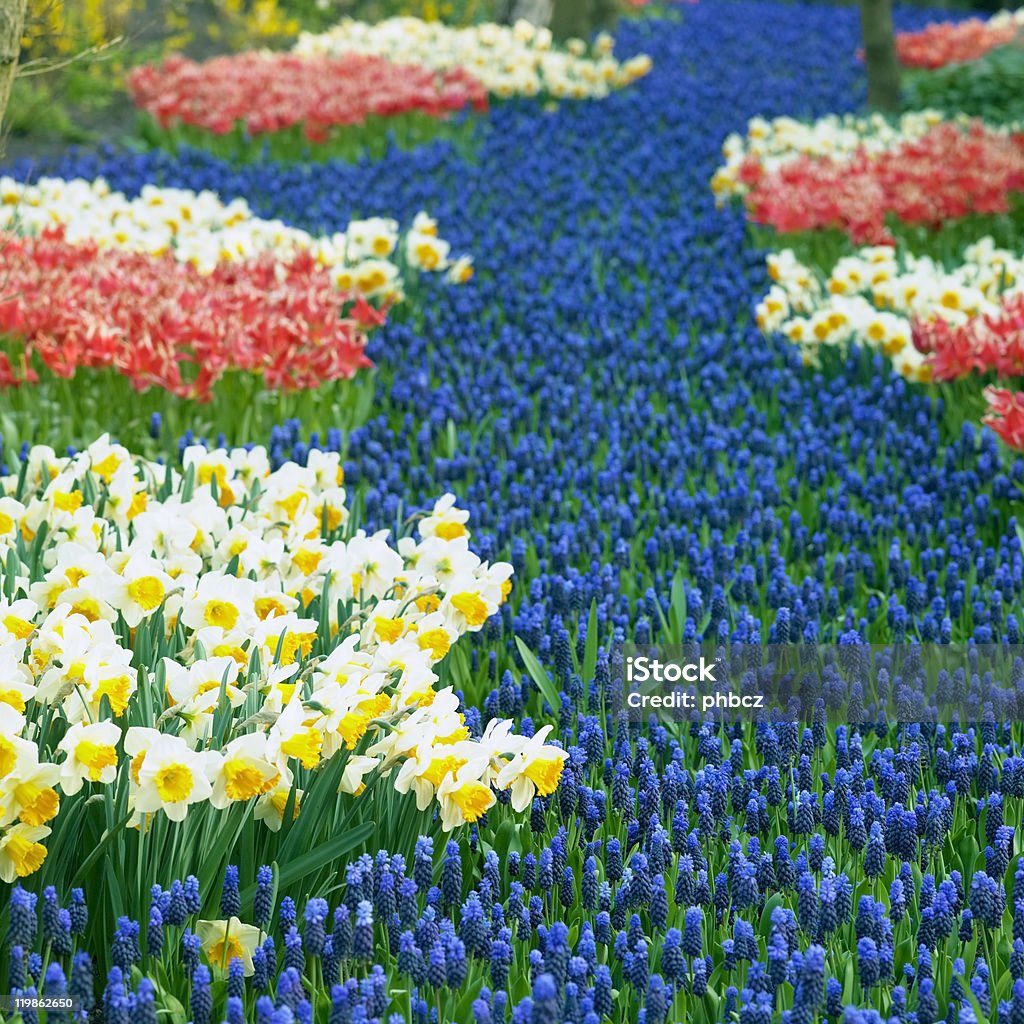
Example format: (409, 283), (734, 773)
(0, 176), (474, 297)
(293, 17), (652, 100)
(755, 237), (1024, 380)
(710, 109), (1015, 203)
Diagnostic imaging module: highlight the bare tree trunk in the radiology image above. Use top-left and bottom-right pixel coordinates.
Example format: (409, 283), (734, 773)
(0, 0), (28, 139)
(497, 0), (553, 26)
(860, 0), (900, 113)
(549, 0), (618, 41)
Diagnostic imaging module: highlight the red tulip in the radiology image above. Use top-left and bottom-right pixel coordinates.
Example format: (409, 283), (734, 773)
(913, 292), (1024, 382)
(0, 229), (374, 400)
(983, 386), (1024, 449)
(894, 18), (1018, 70)
(127, 52), (488, 137)
(743, 122), (1024, 244)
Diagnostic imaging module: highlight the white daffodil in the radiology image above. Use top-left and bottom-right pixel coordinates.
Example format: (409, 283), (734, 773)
(56, 721), (121, 794)
(196, 917), (263, 975)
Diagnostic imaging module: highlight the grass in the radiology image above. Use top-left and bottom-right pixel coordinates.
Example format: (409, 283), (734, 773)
(0, 358), (378, 466)
(747, 195), (1024, 274)
(5, 78), (93, 146)
(135, 109), (484, 165)
(903, 43), (1024, 126)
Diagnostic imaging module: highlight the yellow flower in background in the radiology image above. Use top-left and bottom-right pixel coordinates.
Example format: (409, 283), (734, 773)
(294, 16), (651, 101)
(196, 917), (263, 975)
(0, 177), (472, 312)
(0, 823), (50, 881)
(757, 237), (1024, 381)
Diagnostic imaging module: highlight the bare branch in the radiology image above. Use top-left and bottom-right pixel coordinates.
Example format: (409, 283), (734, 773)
(15, 34), (124, 78)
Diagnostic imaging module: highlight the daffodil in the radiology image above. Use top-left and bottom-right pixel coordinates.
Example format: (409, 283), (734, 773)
(292, 17), (649, 101)
(0, 754), (61, 827)
(126, 731), (218, 822)
(56, 721), (121, 793)
(418, 493), (470, 541)
(338, 754), (381, 796)
(496, 725), (568, 812)
(196, 917), (262, 975)
(254, 776), (301, 832)
(394, 740), (474, 810)
(210, 734), (279, 809)
(0, 823), (50, 881)
(0, 177), (464, 304)
(108, 554), (174, 627)
(436, 757), (495, 831)
(0, 435), (533, 844)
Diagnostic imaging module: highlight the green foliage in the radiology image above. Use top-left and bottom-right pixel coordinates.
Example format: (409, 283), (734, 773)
(136, 108), (482, 165)
(315, 0), (498, 25)
(749, 194), (1024, 280)
(0, 359), (378, 463)
(5, 76), (91, 143)
(904, 42), (1024, 124)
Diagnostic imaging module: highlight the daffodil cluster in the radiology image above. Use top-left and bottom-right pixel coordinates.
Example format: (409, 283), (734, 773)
(0, 437), (566, 883)
(978, 7), (1024, 31)
(710, 109), (992, 202)
(0, 176), (474, 297)
(755, 238), (1024, 379)
(293, 17), (653, 101)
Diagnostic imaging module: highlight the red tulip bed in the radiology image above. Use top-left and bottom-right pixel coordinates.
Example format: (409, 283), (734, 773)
(0, 230), (375, 399)
(127, 52), (489, 161)
(911, 293), (1024, 449)
(742, 121), (1024, 245)
(895, 17), (1019, 70)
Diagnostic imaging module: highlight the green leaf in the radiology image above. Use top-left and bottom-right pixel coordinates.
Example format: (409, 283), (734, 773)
(515, 634), (561, 714)
(669, 571), (687, 640)
(198, 806), (252, 902)
(492, 817), (525, 858)
(758, 893), (785, 936)
(958, 835), (978, 879)
(842, 958), (855, 1004)
(958, 972), (989, 1024)
(156, 991), (188, 1024)
(105, 856), (125, 921)
(583, 598), (599, 684)
(70, 808), (136, 885)
(271, 822), (375, 893)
